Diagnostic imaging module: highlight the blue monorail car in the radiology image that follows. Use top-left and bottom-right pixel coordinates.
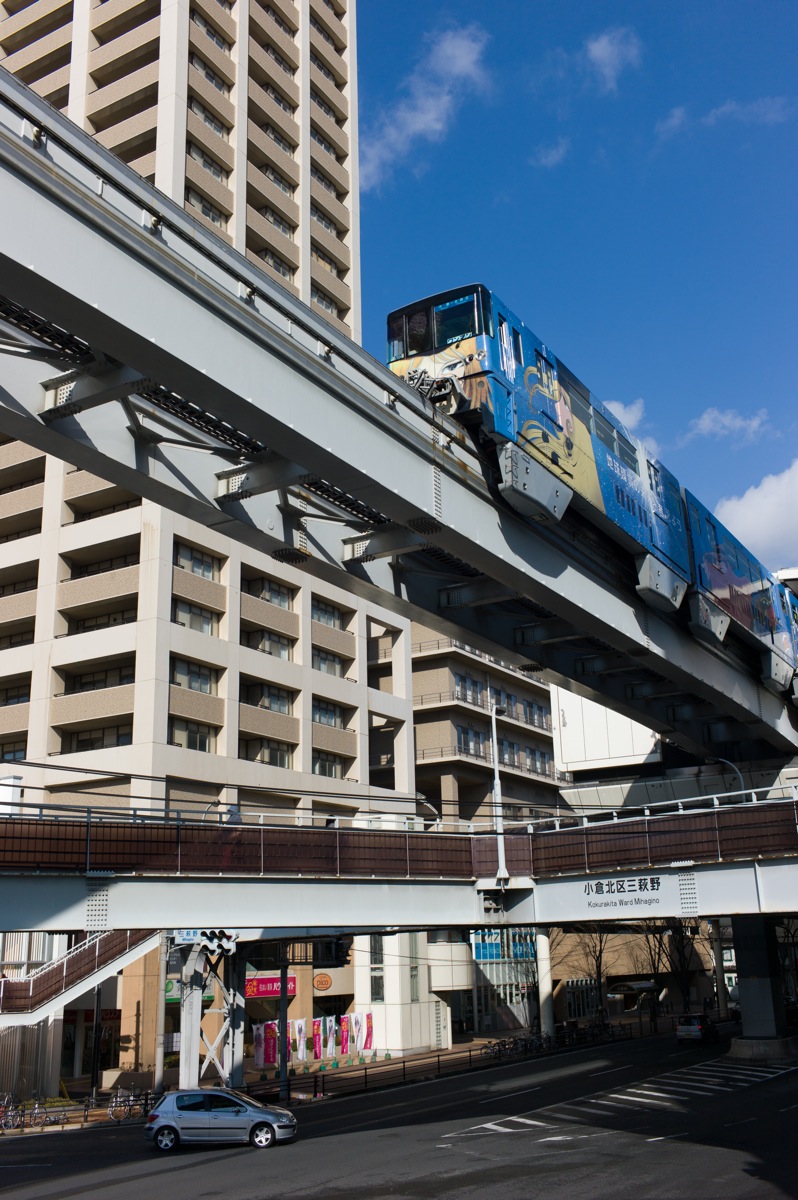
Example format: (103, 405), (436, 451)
(386, 283), (798, 696)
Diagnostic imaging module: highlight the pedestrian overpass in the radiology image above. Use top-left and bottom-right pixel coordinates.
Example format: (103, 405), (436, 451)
(0, 71), (796, 765)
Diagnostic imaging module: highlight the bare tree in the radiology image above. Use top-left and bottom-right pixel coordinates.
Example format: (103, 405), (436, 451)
(666, 920), (701, 1012)
(627, 921), (671, 1030)
(569, 925), (624, 1019)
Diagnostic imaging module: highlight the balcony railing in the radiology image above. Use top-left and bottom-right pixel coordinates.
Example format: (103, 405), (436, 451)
(413, 689), (552, 731)
(410, 637), (546, 684)
(416, 743), (567, 782)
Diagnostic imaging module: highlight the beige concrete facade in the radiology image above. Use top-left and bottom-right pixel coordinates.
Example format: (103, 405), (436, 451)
(0, 0), (361, 339)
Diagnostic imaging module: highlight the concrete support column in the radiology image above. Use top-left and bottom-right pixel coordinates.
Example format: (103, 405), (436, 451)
(178, 947), (205, 1088)
(711, 920), (728, 1019)
(439, 773), (459, 827)
(731, 915), (785, 1038)
(535, 927), (555, 1039)
(227, 949), (247, 1088)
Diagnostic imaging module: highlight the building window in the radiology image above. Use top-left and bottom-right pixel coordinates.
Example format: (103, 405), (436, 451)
(169, 718), (217, 753)
(310, 89), (339, 123)
(311, 599), (343, 628)
(190, 10), (231, 51)
(312, 698), (344, 727)
(265, 42), (295, 76)
(240, 737), (291, 767)
(0, 577), (36, 598)
(262, 164), (295, 195)
(62, 724), (132, 753)
(370, 934), (384, 1003)
(171, 657), (218, 695)
(312, 750), (343, 778)
(260, 207), (295, 239)
(188, 141), (228, 183)
(263, 124), (295, 156)
(175, 542), (222, 581)
(309, 14), (340, 51)
(242, 682), (291, 713)
(188, 97), (230, 140)
(312, 647), (343, 677)
(409, 932), (419, 1001)
(311, 286), (339, 318)
(310, 51), (339, 87)
(454, 674), (483, 705)
(241, 627), (292, 660)
(73, 609), (136, 635)
(0, 683), (30, 706)
(310, 203), (339, 237)
(66, 664), (134, 693)
(244, 576), (294, 608)
(264, 81), (295, 114)
(0, 740), (26, 761)
(310, 125), (338, 160)
(311, 243), (339, 277)
(188, 52), (230, 95)
(258, 248), (294, 280)
(456, 726), (486, 758)
(185, 187), (226, 228)
(311, 165), (341, 200)
(263, 4), (294, 38)
(172, 600), (219, 636)
(71, 552), (138, 579)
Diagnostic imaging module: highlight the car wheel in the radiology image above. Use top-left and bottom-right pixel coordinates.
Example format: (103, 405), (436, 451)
(250, 1122), (276, 1149)
(154, 1126), (179, 1152)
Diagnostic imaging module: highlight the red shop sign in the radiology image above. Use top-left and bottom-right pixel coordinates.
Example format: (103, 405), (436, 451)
(245, 976), (297, 998)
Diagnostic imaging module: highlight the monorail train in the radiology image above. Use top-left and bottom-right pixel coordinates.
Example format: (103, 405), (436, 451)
(386, 283), (798, 699)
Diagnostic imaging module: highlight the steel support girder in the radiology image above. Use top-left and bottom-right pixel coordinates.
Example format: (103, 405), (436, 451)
(0, 75), (796, 754)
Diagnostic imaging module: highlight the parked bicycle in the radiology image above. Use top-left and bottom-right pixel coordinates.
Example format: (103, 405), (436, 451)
(107, 1087), (146, 1122)
(0, 1095), (24, 1130)
(29, 1095), (69, 1128)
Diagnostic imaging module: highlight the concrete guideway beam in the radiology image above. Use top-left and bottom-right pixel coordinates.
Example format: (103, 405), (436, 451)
(0, 74), (795, 754)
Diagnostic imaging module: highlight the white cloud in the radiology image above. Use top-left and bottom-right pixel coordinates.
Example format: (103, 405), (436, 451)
(715, 459), (798, 571)
(655, 105), (688, 139)
(360, 25), (490, 192)
(684, 406), (768, 444)
(584, 28), (642, 93)
(702, 97), (794, 127)
(606, 397), (645, 432)
(529, 137), (570, 168)
(656, 96), (794, 139)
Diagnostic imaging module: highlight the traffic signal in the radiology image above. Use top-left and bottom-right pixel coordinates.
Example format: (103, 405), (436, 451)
(199, 930), (238, 956)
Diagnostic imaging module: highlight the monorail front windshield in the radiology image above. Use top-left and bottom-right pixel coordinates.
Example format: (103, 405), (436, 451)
(387, 286), (492, 363)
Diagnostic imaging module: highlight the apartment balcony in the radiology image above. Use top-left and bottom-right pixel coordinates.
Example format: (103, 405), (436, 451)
(91, 0), (160, 46)
(240, 592), (299, 640)
(57, 563), (140, 613)
(308, 27), (346, 87)
(309, 139), (349, 195)
(415, 743), (566, 784)
(411, 636), (547, 686)
(191, 0), (236, 48)
(88, 15), (159, 88)
(186, 110), (235, 174)
(310, 619), (355, 661)
(0, 20), (70, 80)
(309, 262), (350, 311)
(187, 69), (236, 132)
(0, 441), (45, 473)
(187, 21), (236, 90)
(238, 703), (299, 743)
(310, 220), (351, 272)
(248, 25), (299, 80)
(0, 587), (37, 627)
(171, 566), (225, 614)
(413, 689), (553, 733)
(311, 722), (357, 758)
(245, 207), (300, 269)
(310, 0), (346, 50)
(94, 107), (158, 160)
(0, 0), (72, 54)
(309, 177), (350, 233)
(169, 684), (225, 728)
(0, 701), (30, 737)
(246, 112), (300, 186)
(85, 60), (159, 132)
(0, 479), (44, 522)
(51, 683), (135, 728)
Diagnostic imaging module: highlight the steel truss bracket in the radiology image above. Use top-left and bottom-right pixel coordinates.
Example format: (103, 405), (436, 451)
(342, 525), (428, 563)
(41, 364), (152, 418)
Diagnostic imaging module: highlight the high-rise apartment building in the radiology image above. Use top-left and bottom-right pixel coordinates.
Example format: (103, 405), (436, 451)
(0, 0), (360, 337)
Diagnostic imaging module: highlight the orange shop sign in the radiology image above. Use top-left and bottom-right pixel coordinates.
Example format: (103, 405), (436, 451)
(313, 973), (333, 992)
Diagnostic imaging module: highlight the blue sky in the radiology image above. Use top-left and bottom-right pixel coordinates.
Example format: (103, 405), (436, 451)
(355, 2), (798, 570)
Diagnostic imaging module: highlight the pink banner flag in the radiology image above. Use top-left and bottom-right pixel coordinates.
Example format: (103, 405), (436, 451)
(363, 1012), (373, 1051)
(324, 1015), (336, 1058)
(284, 1020), (293, 1067)
(264, 1021), (278, 1066)
(340, 1014), (349, 1057)
(351, 1012), (363, 1052)
(295, 1017), (307, 1062)
(253, 1022), (265, 1069)
(313, 1017), (322, 1061)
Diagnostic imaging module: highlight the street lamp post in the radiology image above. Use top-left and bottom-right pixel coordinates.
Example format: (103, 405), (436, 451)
(490, 702), (509, 880)
(707, 756), (745, 798)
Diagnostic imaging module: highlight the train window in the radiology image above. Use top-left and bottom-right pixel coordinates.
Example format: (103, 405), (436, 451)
(569, 390), (592, 429)
(647, 462), (662, 498)
(387, 312), (405, 362)
(498, 316), (513, 376)
(407, 307), (432, 355)
(512, 328), (524, 366)
(593, 411), (616, 452)
(480, 290), (494, 337)
(434, 293), (477, 347)
(616, 434), (639, 474)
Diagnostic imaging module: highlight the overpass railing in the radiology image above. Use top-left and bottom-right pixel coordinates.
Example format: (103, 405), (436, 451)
(0, 786), (796, 880)
(0, 929), (156, 1014)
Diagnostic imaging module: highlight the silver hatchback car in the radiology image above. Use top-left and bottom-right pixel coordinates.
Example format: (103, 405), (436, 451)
(144, 1088), (298, 1152)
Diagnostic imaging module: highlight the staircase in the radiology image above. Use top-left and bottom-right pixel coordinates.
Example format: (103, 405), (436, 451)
(0, 929), (159, 1025)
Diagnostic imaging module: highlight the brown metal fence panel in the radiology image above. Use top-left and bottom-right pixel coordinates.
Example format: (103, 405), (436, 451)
(646, 813), (719, 864)
(471, 836), (498, 878)
(408, 835), (473, 878)
(178, 824), (262, 874)
(717, 803), (798, 859)
(88, 821), (180, 872)
(0, 818), (87, 870)
(262, 828), (337, 875)
(339, 832), (408, 876)
(504, 835), (533, 877)
(530, 828), (588, 875)
(584, 822), (652, 872)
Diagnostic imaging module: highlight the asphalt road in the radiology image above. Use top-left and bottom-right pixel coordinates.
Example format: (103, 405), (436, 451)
(2, 1034), (796, 1200)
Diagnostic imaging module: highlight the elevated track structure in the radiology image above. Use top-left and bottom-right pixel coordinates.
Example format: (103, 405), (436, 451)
(0, 72), (795, 765)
